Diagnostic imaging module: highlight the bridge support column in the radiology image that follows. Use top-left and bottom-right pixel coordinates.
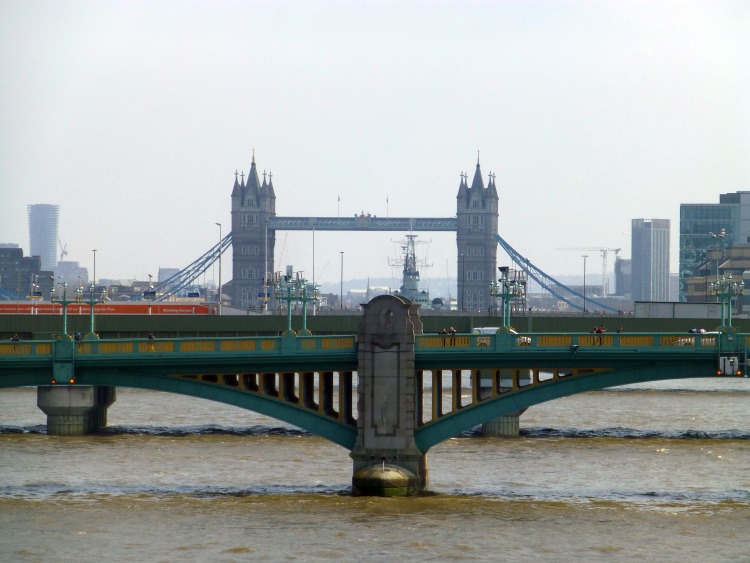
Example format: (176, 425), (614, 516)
(482, 410), (525, 437)
(350, 295), (427, 496)
(37, 386), (116, 436)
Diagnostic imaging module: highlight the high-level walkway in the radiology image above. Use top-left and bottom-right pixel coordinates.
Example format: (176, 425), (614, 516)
(0, 296), (744, 494)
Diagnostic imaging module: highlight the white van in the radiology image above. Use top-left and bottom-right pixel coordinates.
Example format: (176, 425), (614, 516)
(472, 327), (500, 335)
(472, 327), (531, 345)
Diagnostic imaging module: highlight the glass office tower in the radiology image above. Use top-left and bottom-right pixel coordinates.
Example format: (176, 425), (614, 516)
(679, 192), (748, 301)
(632, 218), (670, 302)
(27, 204), (59, 272)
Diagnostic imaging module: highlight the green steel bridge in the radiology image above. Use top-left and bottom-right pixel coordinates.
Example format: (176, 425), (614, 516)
(0, 328), (742, 452)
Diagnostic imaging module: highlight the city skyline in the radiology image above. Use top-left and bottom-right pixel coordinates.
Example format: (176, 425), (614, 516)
(1, 1), (748, 285)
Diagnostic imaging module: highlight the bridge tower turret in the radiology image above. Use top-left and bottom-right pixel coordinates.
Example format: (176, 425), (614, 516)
(230, 152), (276, 309)
(456, 157), (499, 312)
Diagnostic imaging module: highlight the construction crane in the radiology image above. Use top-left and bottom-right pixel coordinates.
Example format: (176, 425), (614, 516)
(276, 233), (288, 272)
(556, 247), (621, 296)
(58, 239), (68, 262)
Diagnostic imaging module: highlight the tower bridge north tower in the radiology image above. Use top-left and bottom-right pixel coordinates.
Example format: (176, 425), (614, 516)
(456, 163), (499, 311)
(230, 153), (276, 309)
(230, 155), (499, 312)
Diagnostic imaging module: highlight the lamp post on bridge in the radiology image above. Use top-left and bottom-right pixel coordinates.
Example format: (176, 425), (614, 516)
(708, 229), (726, 301)
(708, 274), (744, 328)
(340, 251), (344, 311)
(28, 273), (40, 313)
(489, 266), (523, 329)
(460, 252), (465, 311)
(273, 266), (319, 334)
(91, 249), (97, 289)
(49, 280), (82, 337)
(312, 226), (316, 316)
(582, 254), (588, 316)
(86, 283), (105, 339)
(263, 218), (271, 312)
(215, 222), (222, 316)
(141, 273), (156, 314)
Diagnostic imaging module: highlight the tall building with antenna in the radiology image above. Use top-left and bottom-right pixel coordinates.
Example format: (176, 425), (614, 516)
(27, 204), (59, 272)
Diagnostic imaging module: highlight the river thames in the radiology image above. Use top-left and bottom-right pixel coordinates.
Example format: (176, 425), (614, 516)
(1, 377), (748, 561)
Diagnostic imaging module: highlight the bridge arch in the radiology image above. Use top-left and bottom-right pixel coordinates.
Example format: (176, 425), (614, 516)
(1, 372), (357, 449)
(414, 361), (716, 451)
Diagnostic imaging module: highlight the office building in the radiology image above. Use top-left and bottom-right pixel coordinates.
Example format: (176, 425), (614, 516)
(55, 261), (89, 287)
(27, 204), (59, 272)
(679, 191), (749, 301)
(631, 218), (670, 301)
(613, 257), (632, 298)
(0, 247), (54, 298)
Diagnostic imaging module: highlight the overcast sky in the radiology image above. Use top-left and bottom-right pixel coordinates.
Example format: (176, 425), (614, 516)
(1, 1), (748, 290)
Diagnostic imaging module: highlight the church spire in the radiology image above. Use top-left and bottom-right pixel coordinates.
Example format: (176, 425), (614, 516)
(470, 160), (485, 191)
(456, 170), (468, 200)
(246, 152), (261, 195)
(231, 169), (241, 197)
(487, 171), (498, 198)
(267, 170), (276, 199)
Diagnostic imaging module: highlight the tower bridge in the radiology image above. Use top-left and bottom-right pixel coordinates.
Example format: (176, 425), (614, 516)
(0, 295), (744, 496)
(154, 152), (620, 313)
(230, 153), (497, 312)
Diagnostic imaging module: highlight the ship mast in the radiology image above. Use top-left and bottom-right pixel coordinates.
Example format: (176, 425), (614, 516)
(389, 234), (431, 304)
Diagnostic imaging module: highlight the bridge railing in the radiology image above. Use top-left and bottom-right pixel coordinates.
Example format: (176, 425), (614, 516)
(0, 334), (358, 361)
(416, 331), (723, 353)
(83, 334), (358, 356)
(0, 341), (53, 357)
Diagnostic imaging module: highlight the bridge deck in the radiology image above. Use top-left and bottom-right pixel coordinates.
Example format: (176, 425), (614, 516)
(0, 331), (727, 360)
(0, 330), (744, 451)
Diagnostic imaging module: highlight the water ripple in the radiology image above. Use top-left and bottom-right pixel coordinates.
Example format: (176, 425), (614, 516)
(0, 424), (311, 437)
(0, 482), (350, 500)
(518, 427), (750, 440)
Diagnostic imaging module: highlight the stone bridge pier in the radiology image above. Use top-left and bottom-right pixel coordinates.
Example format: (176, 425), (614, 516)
(350, 295), (427, 496)
(37, 386), (116, 436)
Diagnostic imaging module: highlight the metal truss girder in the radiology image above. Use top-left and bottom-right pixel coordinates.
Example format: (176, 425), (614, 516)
(270, 216), (458, 231)
(0, 287), (25, 300)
